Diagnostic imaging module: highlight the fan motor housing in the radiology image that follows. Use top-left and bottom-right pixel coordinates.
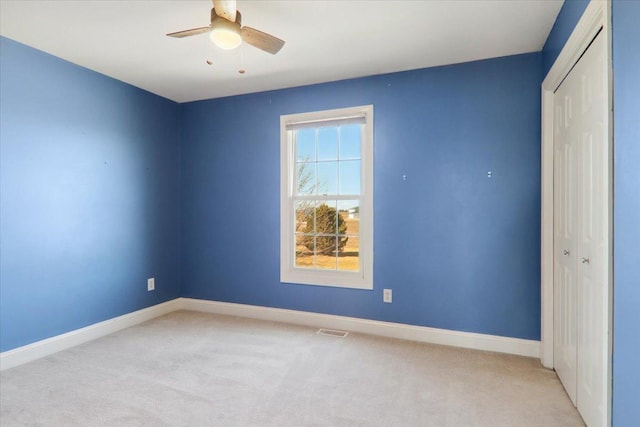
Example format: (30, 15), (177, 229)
(211, 8), (241, 26)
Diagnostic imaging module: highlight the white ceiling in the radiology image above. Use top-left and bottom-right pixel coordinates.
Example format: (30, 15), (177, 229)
(0, 0), (563, 103)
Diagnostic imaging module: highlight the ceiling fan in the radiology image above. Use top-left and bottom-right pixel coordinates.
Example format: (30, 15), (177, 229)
(167, 0), (285, 55)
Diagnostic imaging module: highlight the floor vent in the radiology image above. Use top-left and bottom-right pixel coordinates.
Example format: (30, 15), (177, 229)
(317, 328), (349, 338)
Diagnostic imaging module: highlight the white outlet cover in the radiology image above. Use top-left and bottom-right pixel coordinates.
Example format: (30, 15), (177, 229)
(147, 278), (155, 291)
(383, 289), (392, 303)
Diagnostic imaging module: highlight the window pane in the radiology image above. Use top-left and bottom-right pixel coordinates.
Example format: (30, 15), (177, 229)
(295, 200), (315, 233)
(340, 125), (361, 160)
(315, 201), (338, 236)
(296, 129), (316, 162)
(315, 236), (337, 270)
(338, 200), (359, 235)
(317, 161), (338, 195)
(317, 127), (338, 161)
(295, 234), (314, 269)
(296, 162), (316, 195)
(338, 236), (359, 272)
(339, 160), (361, 195)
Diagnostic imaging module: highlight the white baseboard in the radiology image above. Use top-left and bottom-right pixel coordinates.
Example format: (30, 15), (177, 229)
(1, 297), (540, 371)
(180, 298), (540, 358)
(0, 299), (181, 371)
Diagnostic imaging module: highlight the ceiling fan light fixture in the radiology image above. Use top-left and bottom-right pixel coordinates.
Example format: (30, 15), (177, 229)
(168, 7), (283, 55)
(210, 19), (242, 50)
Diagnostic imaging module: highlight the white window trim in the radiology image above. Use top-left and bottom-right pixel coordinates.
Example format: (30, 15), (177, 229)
(280, 105), (373, 290)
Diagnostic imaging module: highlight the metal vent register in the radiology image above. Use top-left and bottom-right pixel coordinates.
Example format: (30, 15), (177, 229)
(316, 328), (349, 338)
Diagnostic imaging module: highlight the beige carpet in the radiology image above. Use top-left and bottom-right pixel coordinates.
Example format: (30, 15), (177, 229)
(0, 310), (584, 426)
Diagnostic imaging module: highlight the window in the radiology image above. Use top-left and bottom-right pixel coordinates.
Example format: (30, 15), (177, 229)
(280, 105), (373, 289)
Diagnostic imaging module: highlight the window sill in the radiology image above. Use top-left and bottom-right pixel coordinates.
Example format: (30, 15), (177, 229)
(281, 269), (373, 290)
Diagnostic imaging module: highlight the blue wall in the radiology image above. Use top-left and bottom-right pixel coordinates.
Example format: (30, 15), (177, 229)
(181, 53), (543, 340)
(0, 37), (182, 352)
(2, 2), (637, 422)
(541, 0), (590, 77)
(612, 1), (640, 425)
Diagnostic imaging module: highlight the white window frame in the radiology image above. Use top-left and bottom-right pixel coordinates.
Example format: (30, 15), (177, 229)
(280, 105), (373, 290)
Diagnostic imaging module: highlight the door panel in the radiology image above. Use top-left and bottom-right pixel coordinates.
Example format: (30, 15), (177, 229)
(575, 30), (606, 427)
(554, 82), (577, 404)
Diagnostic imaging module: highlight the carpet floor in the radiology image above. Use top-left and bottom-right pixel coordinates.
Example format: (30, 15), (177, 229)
(0, 310), (584, 426)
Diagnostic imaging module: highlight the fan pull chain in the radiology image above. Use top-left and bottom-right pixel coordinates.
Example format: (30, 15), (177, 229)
(238, 44), (246, 74)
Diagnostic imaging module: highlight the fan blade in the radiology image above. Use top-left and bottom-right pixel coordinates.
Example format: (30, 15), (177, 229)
(213, 0), (237, 22)
(241, 27), (285, 54)
(167, 26), (211, 38)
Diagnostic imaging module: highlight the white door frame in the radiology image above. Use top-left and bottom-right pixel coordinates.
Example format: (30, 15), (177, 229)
(540, 0), (612, 423)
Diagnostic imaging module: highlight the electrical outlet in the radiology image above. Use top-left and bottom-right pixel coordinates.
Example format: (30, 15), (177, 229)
(383, 288), (392, 303)
(147, 278), (155, 291)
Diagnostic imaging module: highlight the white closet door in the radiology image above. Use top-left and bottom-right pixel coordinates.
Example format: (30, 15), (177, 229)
(553, 75), (577, 404)
(574, 31), (607, 427)
(553, 30), (608, 427)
